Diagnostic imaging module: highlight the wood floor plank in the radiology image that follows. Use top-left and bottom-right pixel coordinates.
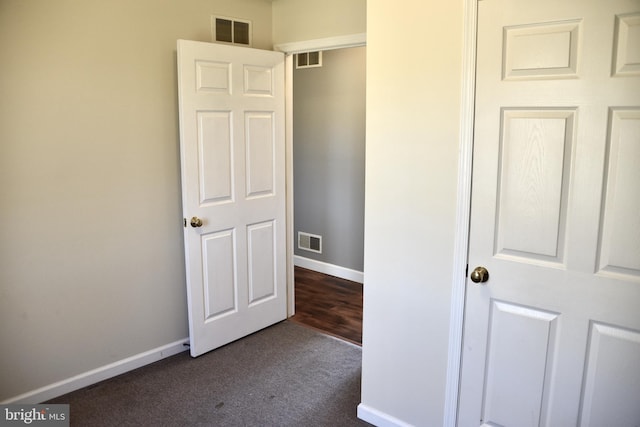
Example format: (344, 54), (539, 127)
(289, 266), (363, 345)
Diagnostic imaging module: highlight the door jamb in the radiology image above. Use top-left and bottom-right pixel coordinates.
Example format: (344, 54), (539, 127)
(274, 33), (367, 317)
(284, 53), (295, 317)
(443, 0), (479, 425)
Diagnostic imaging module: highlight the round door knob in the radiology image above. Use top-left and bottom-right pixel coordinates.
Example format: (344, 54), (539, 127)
(190, 216), (203, 228)
(470, 266), (489, 283)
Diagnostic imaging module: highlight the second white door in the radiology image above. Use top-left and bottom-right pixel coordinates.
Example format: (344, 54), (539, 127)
(459, 0), (640, 425)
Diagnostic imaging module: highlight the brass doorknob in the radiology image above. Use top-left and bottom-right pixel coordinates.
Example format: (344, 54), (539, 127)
(470, 266), (489, 283)
(190, 216), (203, 228)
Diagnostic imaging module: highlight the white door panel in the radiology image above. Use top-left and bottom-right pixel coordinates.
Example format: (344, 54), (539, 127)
(459, 1), (640, 425)
(177, 40), (286, 357)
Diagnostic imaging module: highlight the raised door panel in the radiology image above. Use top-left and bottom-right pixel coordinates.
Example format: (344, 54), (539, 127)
(247, 221), (277, 305)
(481, 301), (559, 426)
(613, 13), (640, 77)
(495, 109), (575, 264)
(597, 109), (640, 278)
(197, 111), (234, 205)
(245, 112), (275, 198)
(202, 230), (237, 320)
(503, 20), (581, 80)
(580, 323), (640, 426)
(244, 65), (274, 96)
(196, 61), (231, 93)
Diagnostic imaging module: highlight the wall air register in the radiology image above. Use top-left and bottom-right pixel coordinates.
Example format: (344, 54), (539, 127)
(296, 51), (322, 69)
(212, 16), (252, 46)
(297, 232), (322, 254)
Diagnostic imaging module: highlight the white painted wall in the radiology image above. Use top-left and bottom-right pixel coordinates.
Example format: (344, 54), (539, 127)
(0, 0), (273, 402)
(359, 1), (464, 426)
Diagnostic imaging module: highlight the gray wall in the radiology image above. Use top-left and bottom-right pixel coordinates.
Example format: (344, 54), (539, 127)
(293, 47), (366, 272)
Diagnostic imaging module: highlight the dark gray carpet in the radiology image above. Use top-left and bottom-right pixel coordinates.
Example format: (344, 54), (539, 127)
(48, 321), (370, 426)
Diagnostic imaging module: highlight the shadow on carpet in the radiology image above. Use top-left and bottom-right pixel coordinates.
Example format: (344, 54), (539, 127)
(48, 321), (370, 426)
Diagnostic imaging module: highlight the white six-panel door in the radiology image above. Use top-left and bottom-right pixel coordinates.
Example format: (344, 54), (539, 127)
(459, 0), (640, 425)
(177, 40), (286, 357)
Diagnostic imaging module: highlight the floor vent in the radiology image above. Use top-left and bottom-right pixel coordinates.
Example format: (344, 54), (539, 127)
(298, 232), (322, 253)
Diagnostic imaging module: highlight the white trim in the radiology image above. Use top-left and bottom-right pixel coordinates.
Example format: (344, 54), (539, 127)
(274, 33), (366, 54)
(2, 339), (189, 404)
(294, 255), (364, 284)
(443, 0), (478, 426)
(357, 403), (413, 427)
(285, 54), (295, 318)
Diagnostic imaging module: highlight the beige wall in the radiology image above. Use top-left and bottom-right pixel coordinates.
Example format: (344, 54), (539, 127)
(272, 0), (366, 45)
(1, 1), (469, 424)
(360, 0), (464, 425)
(0, 0), (272, 402)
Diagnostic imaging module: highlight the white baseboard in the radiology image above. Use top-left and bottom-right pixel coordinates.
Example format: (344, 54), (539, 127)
(2, 338), (189, 404)
(294, 256), (363, 284)
(357, 403), (413, 427)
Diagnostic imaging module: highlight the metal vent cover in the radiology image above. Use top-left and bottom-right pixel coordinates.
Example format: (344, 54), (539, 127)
(298, 232), (322, 253)
(296, 51), (323, 69)
(212, 16), (251, 46)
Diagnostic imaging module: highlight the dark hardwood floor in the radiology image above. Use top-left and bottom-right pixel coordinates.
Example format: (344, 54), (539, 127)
(289, 266), (363, 345)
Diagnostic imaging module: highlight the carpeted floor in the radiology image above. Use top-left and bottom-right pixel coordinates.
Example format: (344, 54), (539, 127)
(47, 321), (370, 426)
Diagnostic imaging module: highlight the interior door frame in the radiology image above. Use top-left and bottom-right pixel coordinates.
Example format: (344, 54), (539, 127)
(444, 0), (478, 425)
(274, 33), (367, 318)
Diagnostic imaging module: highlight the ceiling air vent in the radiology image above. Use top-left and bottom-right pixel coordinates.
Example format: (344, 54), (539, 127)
(298, 232), (322, 254)
(212, 16), (251, 46)
(296, 51), (322, 69)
